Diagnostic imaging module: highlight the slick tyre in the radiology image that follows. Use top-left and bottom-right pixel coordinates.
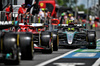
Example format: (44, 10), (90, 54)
(0, 31), (2, 53)
(19, 33), (33, 60)
(41, 31), (53, 54)
(53, 31), (59, 51)
(87, 31), (96, 49)
(4, 49), (20, 65)
(88, 46), (96, 49)
(3, 33), (20, 65)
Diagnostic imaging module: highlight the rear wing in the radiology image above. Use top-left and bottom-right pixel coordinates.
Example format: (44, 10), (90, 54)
(58, 24), (84, 29)
(0, 21), (44, 30)
(19, 23), (44, 28)
(0, 21), (15, 30)
(61, 24), (82, 27)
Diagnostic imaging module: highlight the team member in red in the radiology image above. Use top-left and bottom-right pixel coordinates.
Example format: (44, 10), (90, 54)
(47, 10), (51, 24)
(18, 3), (27, 14)
(18, 3), (27, 23)
(5, 4), (13, 21)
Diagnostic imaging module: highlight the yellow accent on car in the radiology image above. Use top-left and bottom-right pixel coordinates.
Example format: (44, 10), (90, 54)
(31, 41), (33, 55)
(1, 38), (3, 51)
(17, 34), (19, 46)
(57, 34), (59, 46)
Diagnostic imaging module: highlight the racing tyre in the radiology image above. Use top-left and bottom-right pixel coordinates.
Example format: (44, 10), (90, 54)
(0, 31), (2, 53)
(53, 31), (59, 51)
(87, 31), (96, 49)
(88, 46), (96, 49)
(19, 32), (33, 60)
(4, 48), (20, 65)
(48, 44), (53, 54)
(3, 33), (20, 65)
(41, 31), (53, 54)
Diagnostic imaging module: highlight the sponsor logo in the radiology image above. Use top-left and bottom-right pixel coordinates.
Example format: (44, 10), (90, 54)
(0, 21), (13, 25)
(40, 3), (44, 7)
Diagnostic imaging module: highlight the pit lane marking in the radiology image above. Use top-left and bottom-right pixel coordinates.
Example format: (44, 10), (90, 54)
(97, 39), (100, 41)
(53, 63), (85, 66)
(82, 50), (100, 52)
(36, 40), (100, 66)
(92, 58), (100, 66)
(36, 49), (79, 66)
(92, 33), (100, 66)
(73, 53), (97, 57)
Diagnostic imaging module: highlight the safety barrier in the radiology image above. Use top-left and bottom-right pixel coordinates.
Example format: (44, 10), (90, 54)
(0, 11), (49, 23)
(0, 11), (61, 32)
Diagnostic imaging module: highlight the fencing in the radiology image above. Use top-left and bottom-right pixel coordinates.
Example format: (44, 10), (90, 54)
(0, 11), (61, 31)
(0, 11), (49, 23)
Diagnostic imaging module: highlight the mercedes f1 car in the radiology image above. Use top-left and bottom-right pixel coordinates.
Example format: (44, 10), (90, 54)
(58, 23), (96, 49)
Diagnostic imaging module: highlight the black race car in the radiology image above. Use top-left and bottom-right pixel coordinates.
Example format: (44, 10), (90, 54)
(58, 23), (96, 49)
(0, 21), (33, 65)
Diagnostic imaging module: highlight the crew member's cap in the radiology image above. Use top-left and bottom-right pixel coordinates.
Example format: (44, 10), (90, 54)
(22, 3), (25, 6)
(27, 4), (31, 7)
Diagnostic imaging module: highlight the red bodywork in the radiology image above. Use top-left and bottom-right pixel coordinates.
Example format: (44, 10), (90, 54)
(94, 17), (100, 27)
(17, 25), (45, 34)
(39, 0), (57, 17)
(17, 24), (45, 50)
(51, 19), (60, 25)
(82, 19), (86, 23)
(5, 7), (13, 21)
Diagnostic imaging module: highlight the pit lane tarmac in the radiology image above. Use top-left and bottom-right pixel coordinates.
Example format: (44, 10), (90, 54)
(36, 40), (100, 66)
(1, 29), (100, 66)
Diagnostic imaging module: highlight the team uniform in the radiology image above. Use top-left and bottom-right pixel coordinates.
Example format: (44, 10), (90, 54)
(5, 7), (13, 21)
(17, 6), (27, 23)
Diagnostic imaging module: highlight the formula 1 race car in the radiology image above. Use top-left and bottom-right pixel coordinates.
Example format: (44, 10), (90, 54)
(0, 21), (33, 65)
(17, 22), (59, 54)
(58, 23), (96, 49)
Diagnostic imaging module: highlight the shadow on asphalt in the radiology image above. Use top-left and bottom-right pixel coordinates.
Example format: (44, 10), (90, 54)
(59, 46), (77, 49)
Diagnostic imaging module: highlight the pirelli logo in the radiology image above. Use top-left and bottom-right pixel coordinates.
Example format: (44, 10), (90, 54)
(0, 21), (13, 25)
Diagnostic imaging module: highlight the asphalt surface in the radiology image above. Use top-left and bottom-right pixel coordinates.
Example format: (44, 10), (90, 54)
(46, 58), (98, 66)
(0, 47), (73, 66)
(0, 27), (100, 66)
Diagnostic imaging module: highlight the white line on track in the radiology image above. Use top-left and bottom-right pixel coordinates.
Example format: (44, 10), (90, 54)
(93, 38), (100, 66)
(36, 49), (79, 66)
(97, 39), (100, 41)
(92, 58), (100, 66)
